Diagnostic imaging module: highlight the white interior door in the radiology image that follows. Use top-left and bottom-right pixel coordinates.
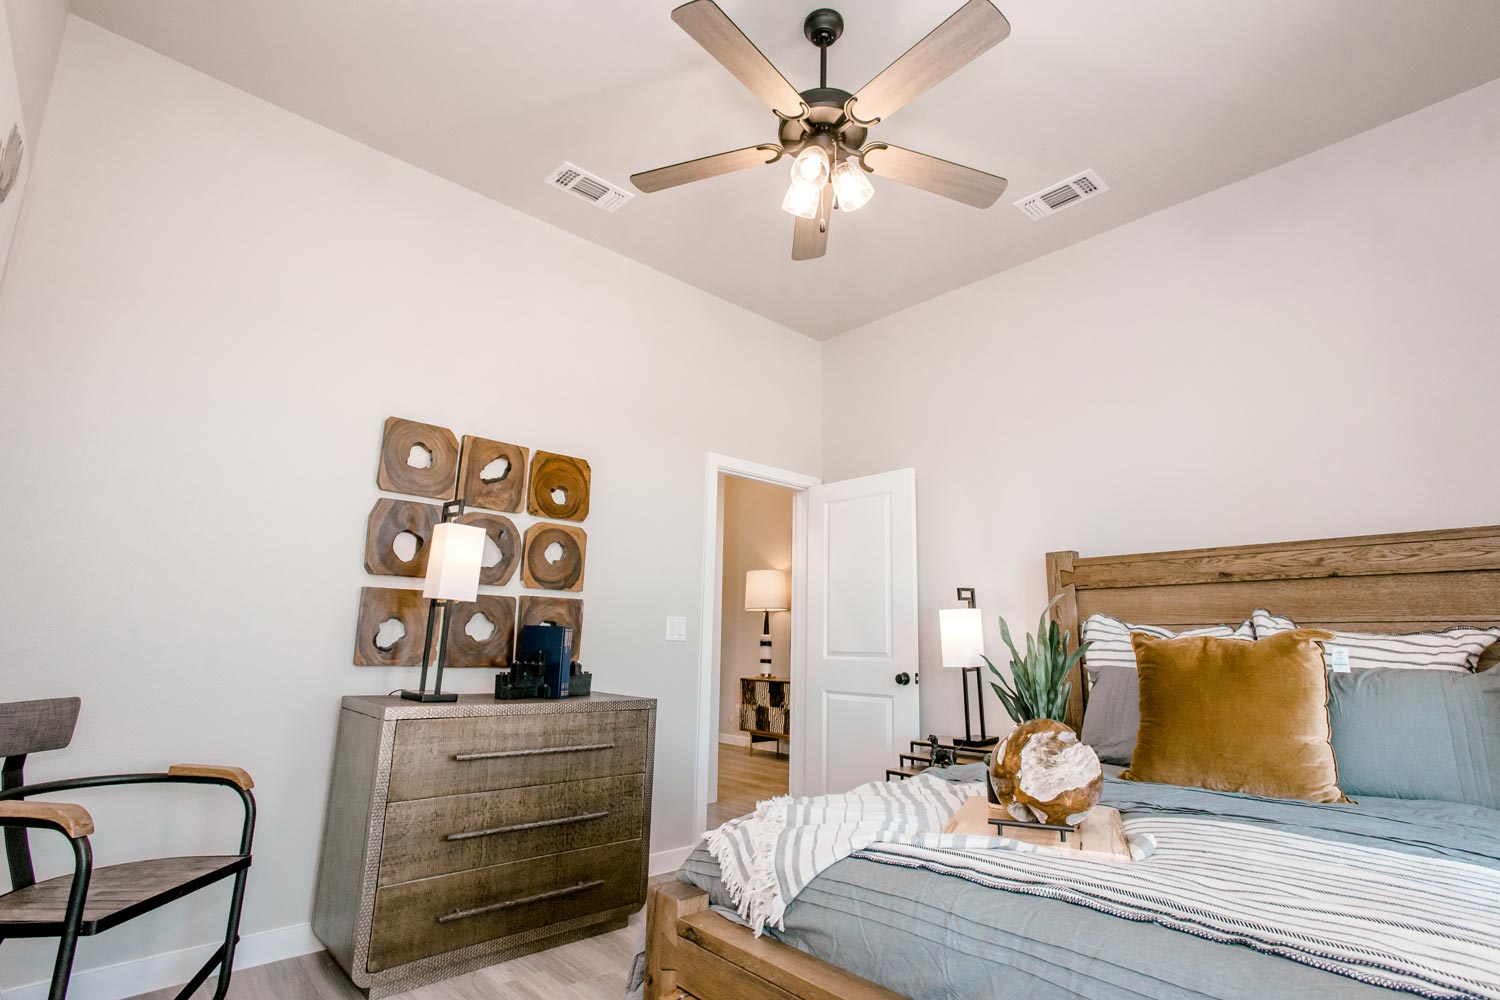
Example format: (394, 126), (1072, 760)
(798, 468), (919, 796)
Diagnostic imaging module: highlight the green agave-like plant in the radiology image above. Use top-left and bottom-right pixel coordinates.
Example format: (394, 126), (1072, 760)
(985, 594), (1091, 724)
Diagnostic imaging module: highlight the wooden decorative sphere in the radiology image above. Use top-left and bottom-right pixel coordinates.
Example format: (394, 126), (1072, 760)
(990, 719), (1103, 826)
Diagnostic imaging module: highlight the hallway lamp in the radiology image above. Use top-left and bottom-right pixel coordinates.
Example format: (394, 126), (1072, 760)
(941, 587), (998, 747)
(744, 569), (789, 677)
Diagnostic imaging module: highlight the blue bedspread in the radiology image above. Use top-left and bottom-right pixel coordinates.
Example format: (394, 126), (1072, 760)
(676, 767), (1500, 999)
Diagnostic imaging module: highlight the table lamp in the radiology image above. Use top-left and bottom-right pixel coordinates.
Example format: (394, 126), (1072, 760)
(941, 587), (997, 747)
(744, 569), (789, 677)
(401, 502), (485, 703)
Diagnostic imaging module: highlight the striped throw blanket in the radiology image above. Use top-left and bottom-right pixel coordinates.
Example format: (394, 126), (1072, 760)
(706, 772), (1150, 934)
(710, 777), (1500, 999)
(862, 812), (1500, 999)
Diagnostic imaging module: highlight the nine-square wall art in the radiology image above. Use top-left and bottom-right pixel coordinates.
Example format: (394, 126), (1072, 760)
(354, 417), (587, 670)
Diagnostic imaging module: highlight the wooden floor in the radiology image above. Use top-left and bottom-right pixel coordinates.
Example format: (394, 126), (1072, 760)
(128, 884), (667, 1000)
(707, 741), (788, 828)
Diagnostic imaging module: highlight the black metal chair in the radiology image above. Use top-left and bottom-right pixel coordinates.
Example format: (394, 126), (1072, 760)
(0, 697), (256, 1000)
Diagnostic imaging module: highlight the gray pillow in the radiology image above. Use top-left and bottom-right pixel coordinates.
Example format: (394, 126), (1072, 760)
(1081, 666), (1140, 766)
(1330, 667), (1500, 808)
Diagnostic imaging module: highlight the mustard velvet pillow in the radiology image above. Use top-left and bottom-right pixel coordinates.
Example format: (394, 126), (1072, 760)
(1120, 629), (1347, 803)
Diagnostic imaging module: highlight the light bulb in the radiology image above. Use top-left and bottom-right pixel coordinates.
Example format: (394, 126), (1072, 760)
(789, 146), (830, 186)
(781, 176), (823, 219)
(831, 159), (875, 213)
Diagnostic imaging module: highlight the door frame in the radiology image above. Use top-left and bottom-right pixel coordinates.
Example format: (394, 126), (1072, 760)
(695, 453), (821, 840)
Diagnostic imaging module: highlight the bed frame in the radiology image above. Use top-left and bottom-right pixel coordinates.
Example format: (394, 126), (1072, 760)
(646, 523), (1500, 1000)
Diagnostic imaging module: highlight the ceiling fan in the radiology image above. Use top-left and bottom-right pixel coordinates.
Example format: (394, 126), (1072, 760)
(631, 0), (1011, 261)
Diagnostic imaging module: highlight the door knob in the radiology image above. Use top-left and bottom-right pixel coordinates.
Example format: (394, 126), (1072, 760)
(894, 672), (911, 686)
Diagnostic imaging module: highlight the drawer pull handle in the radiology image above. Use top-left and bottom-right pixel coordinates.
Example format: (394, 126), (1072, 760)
(447, 810), (610, 842)
(437, 879), (605, 924)
(453, 742), (615, 762)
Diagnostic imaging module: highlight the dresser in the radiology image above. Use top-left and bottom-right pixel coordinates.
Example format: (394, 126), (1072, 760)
(739, 675), (790, 753)
(312, 692), (656, 998)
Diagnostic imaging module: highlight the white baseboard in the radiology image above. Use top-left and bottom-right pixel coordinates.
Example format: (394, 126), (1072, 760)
(4, 922), (321, 1000)
(649, 843), (698, 876)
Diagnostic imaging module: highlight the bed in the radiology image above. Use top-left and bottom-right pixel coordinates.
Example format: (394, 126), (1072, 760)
(642, 524), (1500, 1000)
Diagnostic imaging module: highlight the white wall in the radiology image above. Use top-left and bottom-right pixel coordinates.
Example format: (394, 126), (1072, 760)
(822, 78), (1500, 740)
(717, 476), (793, 738)
(0, 18), (819, 994)
(3, 0), (66, 142)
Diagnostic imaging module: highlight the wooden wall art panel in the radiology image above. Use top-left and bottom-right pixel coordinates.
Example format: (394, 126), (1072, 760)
(443, 595), (517, 668)
(354, 587), (430, 667)
(527, 451), (591, 522)
(364, 498), (442, 578)
(376, 416), (460, 499)
(456, 511), (522, 586)
(459, 436), (529, 513)
(518, 596), (584, 657)
(522, 523), (587, 592)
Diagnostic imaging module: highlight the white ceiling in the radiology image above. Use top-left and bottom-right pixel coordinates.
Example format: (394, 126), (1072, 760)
(67, 1), (1500, 339)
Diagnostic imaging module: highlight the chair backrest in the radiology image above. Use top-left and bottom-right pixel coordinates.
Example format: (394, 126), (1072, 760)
(0, 697), (81, 761)
(2, 698), (81, 892)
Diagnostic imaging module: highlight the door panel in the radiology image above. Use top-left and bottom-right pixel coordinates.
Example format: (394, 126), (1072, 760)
(802, 469), (918, 796)
(824, 494), (893, 657)
(823, 692), (895, 793)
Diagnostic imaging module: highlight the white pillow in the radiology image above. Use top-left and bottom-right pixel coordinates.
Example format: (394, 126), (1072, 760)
(1251, 608), (1500, 673)
(1080, 613), (1253, 679)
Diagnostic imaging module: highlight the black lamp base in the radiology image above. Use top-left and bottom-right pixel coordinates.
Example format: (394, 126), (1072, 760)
(399, 689), (458, 703)
(959, 665), (999, 747)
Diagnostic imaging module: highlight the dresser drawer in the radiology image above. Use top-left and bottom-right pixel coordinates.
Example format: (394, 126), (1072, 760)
(367, 839), (643, 972)
(387, 710), (648, 802)
(379, 774), (644, 884)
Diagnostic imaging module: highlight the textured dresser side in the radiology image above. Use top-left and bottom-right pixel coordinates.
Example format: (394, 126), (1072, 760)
(312, 706), (384, 976)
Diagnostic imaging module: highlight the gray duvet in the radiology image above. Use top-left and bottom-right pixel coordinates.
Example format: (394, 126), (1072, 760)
(675, 767), (1500, 999)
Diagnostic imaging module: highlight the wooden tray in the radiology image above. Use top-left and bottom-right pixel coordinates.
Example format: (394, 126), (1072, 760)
(943, 797), (1134, 862)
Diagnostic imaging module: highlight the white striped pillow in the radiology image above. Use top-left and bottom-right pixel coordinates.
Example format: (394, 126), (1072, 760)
(1081, 614), (1254, 679)
(1251, 609), (1500, 673)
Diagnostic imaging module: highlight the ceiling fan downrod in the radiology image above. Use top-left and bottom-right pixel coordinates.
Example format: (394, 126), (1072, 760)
(803, 8), (844, 90)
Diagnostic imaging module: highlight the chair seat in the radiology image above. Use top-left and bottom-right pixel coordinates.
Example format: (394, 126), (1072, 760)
(0, 855), (249, 937)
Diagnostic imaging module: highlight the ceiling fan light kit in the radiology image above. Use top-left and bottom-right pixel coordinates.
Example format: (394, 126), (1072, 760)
(830, 157), (874, 213)
(633, 0), (1012, 260)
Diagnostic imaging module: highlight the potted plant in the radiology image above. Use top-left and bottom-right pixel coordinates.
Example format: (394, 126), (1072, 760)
(984, 594), (1090, 724)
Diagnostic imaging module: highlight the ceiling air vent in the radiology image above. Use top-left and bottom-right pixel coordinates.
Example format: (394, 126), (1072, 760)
(545, 162), (634, 213)
(1014, 170), (1108, 221)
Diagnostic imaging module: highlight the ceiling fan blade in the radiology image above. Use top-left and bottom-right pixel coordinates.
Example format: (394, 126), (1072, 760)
(860, 144), (1007, 209)
(672, 0), (806, 119)
(848, 0), (1010, 125)
(632, 145), (780, 193)
(791, 184), (833, 261)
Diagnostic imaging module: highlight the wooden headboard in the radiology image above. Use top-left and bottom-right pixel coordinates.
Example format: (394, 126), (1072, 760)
(1046, 524), (1500, 727)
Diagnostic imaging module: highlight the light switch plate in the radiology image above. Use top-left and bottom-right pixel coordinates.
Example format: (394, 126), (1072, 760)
(665, 616), (688, 641)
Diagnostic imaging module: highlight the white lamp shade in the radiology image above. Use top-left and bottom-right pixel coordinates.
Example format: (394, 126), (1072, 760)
(422, 521), (485, 602)
(744, 569), (789, 612)
(939, 608), (985, 668)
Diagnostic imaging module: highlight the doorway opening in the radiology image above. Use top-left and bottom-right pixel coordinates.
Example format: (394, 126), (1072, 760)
(695, 454), (819, 839)
(712, 475), (794, 827)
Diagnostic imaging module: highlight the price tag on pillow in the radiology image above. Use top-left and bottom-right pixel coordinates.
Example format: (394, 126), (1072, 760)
(1328, 645), (1351, 673)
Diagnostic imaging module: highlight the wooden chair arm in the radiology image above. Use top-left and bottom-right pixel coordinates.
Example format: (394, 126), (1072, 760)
(0, 800), (94, 838)
(168, 764), (254, 790)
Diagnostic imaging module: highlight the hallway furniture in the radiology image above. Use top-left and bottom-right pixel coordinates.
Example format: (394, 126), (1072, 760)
(738, 676), (790, 755)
